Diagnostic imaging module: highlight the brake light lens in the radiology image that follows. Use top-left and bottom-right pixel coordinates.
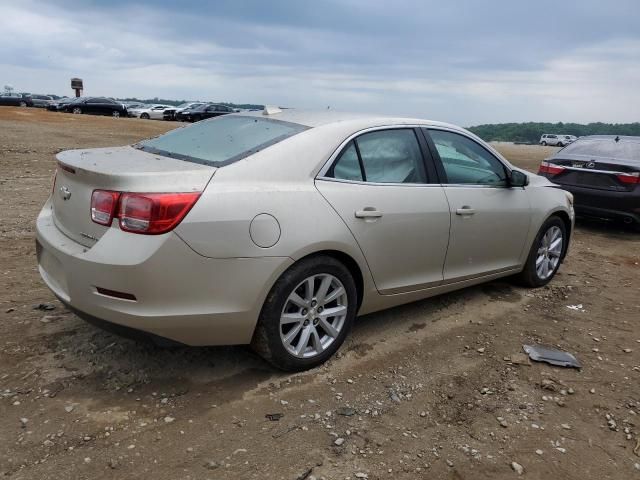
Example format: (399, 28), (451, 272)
(616, 172), (640, 185)
(90, 190), (201, 234)
(538, 161), (566, 176)
(91, 190), (121, 225)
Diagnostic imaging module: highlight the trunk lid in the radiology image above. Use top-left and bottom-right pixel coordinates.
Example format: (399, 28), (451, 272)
(52, 146), (216, 247)
(545, 154), (639, 192)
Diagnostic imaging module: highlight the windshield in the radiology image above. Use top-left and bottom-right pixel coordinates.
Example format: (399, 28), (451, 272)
(561, 137), (640, 161)
(136, 115), (308, 166)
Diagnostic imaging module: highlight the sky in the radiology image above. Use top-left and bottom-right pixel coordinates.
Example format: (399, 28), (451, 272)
(0, 0), (639, 126)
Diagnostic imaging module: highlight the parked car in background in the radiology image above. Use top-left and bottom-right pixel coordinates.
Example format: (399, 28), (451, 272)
(163, 102), (204, 121)
(128, 104), (173, 119)
(539, 135), (640, 225)
(176, 103), (235, 122)
(47, 97), (76, 112)
(0, 92), (33, 107)
(64, 97), (127, 117)
(122, 102), (148, 110)
(30, 95), (54, 108)
(540, 134), (575, 147)
(37, 109), (574, 371)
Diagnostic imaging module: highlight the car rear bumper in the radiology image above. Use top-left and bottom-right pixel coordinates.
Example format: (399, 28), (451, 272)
(36, 199), (293, 345)
(551, 183), (640, 223)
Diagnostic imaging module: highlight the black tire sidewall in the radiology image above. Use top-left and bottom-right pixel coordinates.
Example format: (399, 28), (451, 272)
(521, 216), (567, 287)
(253, 256), (358, 371)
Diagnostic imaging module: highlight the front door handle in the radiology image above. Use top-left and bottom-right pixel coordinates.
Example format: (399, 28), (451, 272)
(355, 208), (383, 219)
(456, 206), (476, 216)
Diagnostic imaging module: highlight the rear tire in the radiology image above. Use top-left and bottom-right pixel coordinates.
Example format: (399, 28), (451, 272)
(19, 101), (27, 107)
(140, 113), (150, 119)
(112, 110), (120, 118)
(557, 142), (564, 147)
(72, 107), (82, 114)
(541, 141), (547, 146)
(251, 256), (357, 371)
(516, 216), (567, 288)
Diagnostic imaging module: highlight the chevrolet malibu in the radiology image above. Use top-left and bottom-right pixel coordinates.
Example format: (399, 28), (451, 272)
(36, 109), (574, 371)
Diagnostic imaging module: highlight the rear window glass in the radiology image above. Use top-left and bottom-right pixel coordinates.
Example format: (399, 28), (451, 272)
(561, 138), (640, 161)
(136, 116), (307, 166)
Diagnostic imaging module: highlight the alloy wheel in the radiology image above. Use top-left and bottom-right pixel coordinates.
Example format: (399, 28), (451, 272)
(279, 274), (348, 359)
(536, 225), (563, 280)
(112, 110), (120, 118)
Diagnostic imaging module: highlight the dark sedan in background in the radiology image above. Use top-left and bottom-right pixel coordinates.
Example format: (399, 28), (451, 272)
(63, 97), (127, 117)
(175, 103), (235, 122)
(538, 135), (640, 225)
(0, 92), (33, 107)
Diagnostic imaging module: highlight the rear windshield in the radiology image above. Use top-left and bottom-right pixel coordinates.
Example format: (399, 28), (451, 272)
(136, 116), (307, 166)
(561, 138), (640, 161)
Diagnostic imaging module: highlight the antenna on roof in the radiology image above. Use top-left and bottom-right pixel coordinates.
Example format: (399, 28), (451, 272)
(614, 135), (620, 142)
(263, 105), (282, 115)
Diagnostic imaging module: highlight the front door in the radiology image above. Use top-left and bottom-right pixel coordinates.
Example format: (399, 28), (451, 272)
(316, 128), (451, 294)
(425, 128), (532, 281)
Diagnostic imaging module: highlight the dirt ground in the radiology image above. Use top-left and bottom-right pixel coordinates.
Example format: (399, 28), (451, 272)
(1, 107), (639, 480)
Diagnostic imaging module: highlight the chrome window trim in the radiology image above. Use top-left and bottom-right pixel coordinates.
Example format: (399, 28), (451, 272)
(316, 124), (439, 186)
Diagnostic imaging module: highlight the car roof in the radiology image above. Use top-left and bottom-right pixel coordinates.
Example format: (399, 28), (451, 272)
(578, 135), (640, 142)
(234, 109), (460, 130)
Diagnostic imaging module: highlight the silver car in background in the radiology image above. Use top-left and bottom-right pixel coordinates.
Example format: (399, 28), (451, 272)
(36, 109), (574, 370)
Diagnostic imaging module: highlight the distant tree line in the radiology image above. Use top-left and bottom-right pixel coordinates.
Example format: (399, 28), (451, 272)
(116, 97), (264, 110)
(467, 122), (640, 144)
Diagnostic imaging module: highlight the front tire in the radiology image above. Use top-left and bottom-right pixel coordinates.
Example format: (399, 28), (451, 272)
(19, 101), (27, 107)
(541, 141), (547, 146)
(112, 110), (120, 118)
(557, 142), (564, 148)
(517, 216), (566, 287)
(140, 113), (150, 119)
(251, 256), (358, 371)
(72, 107), (82, 114)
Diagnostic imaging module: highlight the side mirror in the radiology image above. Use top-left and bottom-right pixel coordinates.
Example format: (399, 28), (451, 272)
(509, 170), (529, 188)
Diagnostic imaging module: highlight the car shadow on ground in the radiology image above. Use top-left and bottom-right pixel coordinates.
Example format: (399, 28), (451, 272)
(574, 216), (640, 239)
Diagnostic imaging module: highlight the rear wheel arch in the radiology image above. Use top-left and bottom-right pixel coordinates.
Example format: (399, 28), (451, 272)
(291, 250), (364, 312)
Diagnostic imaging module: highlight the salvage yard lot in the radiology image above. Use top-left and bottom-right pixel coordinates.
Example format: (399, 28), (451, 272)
(1, 107), (639, 479)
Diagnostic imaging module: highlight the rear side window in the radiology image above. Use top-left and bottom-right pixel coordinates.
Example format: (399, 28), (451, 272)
(329, 129), (427, 184)
(137, 116), (307, 166)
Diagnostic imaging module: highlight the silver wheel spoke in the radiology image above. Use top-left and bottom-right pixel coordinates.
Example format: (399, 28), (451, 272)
(289, 292), (308, 308)
(305, 277), (315, 302)
(295, 327), (312, 356)
(315, 275), (332, 305)
(319, 318), (339, 338)
(319, 305), (347, 319)
(549, 237), (562, 252)
(324, 286), (345, 304)
(311, 329), (323, 353)
(284, 322), (303, 344)
(281, 312), (304, 324)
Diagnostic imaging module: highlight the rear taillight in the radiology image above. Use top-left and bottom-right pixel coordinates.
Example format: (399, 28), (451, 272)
(538, 161), (565, 176)
(616, 172), (640, 185)
(90, 190), (201, 234)
(91, 190), (121, 226)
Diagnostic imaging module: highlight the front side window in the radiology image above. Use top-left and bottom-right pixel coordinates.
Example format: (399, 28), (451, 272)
(429, 129), (508, 186)
(136, 115), (307, 166)
(328, 129), (427, 184)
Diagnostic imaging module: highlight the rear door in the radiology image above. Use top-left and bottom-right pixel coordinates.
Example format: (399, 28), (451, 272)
(316, 127), (450, 294)
(424, 128), (531, 282)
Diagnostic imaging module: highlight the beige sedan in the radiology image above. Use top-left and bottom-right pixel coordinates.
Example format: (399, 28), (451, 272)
(36, 109), (574, 370)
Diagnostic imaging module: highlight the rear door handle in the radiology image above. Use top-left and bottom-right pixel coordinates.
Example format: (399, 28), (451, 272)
(455, 206), (476, 216)
(355, 208), (383, 219)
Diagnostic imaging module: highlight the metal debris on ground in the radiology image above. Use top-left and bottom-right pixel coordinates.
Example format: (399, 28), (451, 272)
(336, 406), (356, 417)
(523, 345), (582, 369)
(265, 413), (284, 421)
(33, 303), (55, 311)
